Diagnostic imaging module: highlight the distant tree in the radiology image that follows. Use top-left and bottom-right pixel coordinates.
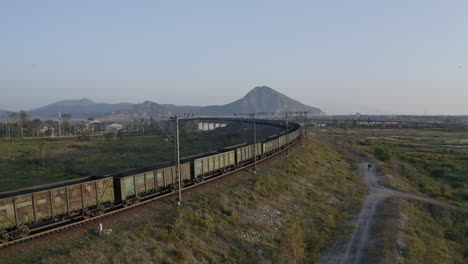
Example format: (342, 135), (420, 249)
(7, 112), (19, 137)
(8, 112), (18, 123)
(19, 111), (29, 124)
(43, 120), (56, 137)
(60, 114), (72, 135)
(44, 120), (55, 126)
(31, 119), (42, 137)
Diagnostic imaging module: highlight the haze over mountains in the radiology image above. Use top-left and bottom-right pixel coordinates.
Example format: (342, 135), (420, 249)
(27, 99), (134, 119)
(123, 86), (322, 117)
(2, 86), (323, 119)
(0, 110), (12, 119)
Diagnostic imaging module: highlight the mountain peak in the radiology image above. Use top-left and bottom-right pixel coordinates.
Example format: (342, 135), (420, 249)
(77, 98), (95, 104)
(228, 86), (321, 114)
(24, 86), (323, 118)
(252, 86), (274, 91)
(245, 86), (276, 96)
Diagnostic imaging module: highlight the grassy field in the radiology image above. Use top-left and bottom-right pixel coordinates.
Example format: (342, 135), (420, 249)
(370, 197), (467, 264)
(402, 200), (467, 264)
(312, 127), (468, 207)
(2, 136), (367, 264)
(0, 123), (282, 192)
(313, 127), (468, 263)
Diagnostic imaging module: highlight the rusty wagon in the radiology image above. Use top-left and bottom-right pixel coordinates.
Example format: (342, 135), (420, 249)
(112, 162), (191, 207)
(192, 150), (236, 181)
(0, 176), (114, 242)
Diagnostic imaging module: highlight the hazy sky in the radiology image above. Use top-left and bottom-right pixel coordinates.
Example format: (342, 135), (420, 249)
(1, 0), (467, 115)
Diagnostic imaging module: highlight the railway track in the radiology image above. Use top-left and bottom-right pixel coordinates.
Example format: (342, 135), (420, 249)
(0, 136), (302, 249)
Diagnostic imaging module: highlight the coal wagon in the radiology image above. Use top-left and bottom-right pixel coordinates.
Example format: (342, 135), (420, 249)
(193, 150), (236, 181)
(235, 142), (262, 165)
(113, 162), (191, 207)
(0, 176), (114, 242)
(262, 137), (280, 156)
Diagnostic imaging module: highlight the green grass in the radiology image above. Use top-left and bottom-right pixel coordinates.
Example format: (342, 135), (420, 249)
(0, 123), (281, 192)
(313, 127), (468, 263)
(2, 136), (366, 263)
(312, 127), (468, 206)
(402, 201), (467, 264)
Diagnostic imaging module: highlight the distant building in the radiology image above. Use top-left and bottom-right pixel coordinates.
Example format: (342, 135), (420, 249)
(107, 123), (123, 131)
(40, 125), (54, 134)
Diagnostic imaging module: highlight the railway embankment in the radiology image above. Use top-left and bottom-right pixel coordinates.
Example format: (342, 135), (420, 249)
(1, 136), (367, 263)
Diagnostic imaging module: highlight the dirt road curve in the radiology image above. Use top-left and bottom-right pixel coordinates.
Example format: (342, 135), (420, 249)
(317, 162), (467, 264)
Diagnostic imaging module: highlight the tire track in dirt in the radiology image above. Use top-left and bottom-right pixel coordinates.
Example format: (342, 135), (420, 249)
(317, 162), (467, 264)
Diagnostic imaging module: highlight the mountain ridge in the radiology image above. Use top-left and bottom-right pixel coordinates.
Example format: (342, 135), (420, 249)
(122, 86), (323, 117)
(27, 99), (135, 119)
(1, 86), (323, 119)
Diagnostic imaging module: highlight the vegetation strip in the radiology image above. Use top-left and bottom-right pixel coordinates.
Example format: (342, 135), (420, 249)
(314, 127), (468, 263)
(1, 137), (366, 263)
(0, 133), (300, 249)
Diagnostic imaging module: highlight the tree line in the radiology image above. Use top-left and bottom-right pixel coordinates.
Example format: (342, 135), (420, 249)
(0, 112), (180, 139)
(0, 111), (81, 138)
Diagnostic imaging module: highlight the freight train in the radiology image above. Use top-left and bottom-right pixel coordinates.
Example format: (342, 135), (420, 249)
(0, 120), (301, 243)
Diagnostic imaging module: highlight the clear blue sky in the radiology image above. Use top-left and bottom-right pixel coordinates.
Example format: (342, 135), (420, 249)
(1, 0), (467, 114)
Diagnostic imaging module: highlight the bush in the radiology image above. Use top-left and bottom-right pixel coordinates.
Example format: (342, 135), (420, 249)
(373, 145), (393, 162)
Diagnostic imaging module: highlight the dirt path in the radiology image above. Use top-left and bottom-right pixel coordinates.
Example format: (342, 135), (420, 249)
(317, 162), (467, 264)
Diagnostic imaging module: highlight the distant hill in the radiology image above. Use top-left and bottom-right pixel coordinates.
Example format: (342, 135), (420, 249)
(201, 86), (322, 115)
(121, 101), (202, 118)
(27, 99), (134, 119)
(3, 86), (322, 119)
(121, 86), (323, 117)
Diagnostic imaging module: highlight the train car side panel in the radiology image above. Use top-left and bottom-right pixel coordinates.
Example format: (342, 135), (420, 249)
(194, 159), (203, 179)
(219, 154), (225, 169)
(202, 158), (209, 175)
(208, 156), (214, 172)
(51, 188), (67, 216)
(228, 151), (235, 166)
(163, 167), (173, 187)
(155, 169), (164, 188)
(0, 198), (15, 230)
(278, 135), (286, 147)
(255, 142), (262, 157)
(247, 146), (252, 160)
(144, 171), (156, 192)
(181, 163), (191, 182)
(214, 154), (219, 171)
(123, 177), (136, 200)
(82, 183), (97, 208)
(95, 178), (114, 205)
(67, 185), (82, 212)
(15, 194), (34, 226)
(236, 149), (242, 164)
(34, 191), (52, 221)
(134, 174), (146, 195)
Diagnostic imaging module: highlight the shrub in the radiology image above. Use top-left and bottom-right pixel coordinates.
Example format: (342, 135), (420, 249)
(373, 145), (393, 162)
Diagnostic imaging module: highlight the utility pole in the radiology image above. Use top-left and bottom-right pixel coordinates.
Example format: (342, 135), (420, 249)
(251, 113), (257, 174)
(304, 111), (308, 140)
(174, 115), (182, 206)
(285, 112), (289, 157)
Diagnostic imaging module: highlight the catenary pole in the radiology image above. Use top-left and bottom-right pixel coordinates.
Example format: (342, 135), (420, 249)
(252, 113), (257, 174)
(285, 112), (289, 157)
(304, 111), (308, 140)
(175, 115), (182, 205)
